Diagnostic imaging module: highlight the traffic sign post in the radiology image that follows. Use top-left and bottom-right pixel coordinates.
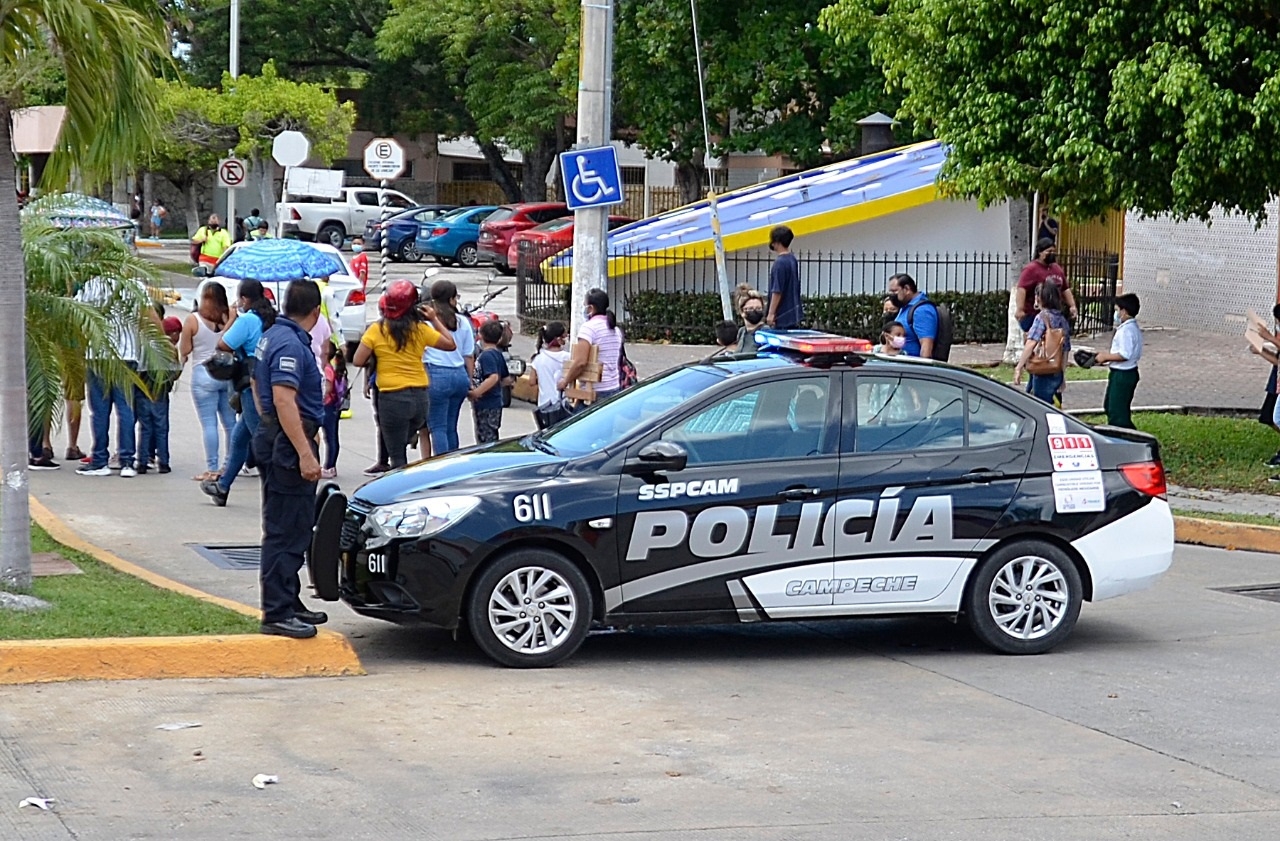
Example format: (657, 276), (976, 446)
(217, 155), (246, 240)
(364, 138), (406, 293)
(272, 131), (312, 238)
(560, 146), (624, 210)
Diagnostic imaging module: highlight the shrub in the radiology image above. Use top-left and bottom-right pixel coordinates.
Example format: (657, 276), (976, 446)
(620, 290), (1010, 344)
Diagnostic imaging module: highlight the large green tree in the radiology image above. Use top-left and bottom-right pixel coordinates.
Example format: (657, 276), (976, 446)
(379, 0), (577, 202)
(820, 0), (1280, 222)
(0, 0), (171, 591)
(617, 0), (899, 205)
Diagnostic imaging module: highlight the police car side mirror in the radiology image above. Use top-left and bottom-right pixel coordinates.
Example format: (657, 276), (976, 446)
(625, 441), (687, 475)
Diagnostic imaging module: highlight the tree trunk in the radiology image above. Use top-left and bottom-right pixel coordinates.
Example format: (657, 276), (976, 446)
(521, 135), (558, 203)
(253, 155), (276, 227)
(0, 100), (32, 591)
(480, 142), (523, 203)
(185, 179), (201, 236)
(1003, 196), (1032, 364)
(675, 160), (706, 206)
(142, 170), (155, 230)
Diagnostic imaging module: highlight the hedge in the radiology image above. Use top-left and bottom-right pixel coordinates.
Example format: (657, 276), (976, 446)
(620, 290), (1010, 345)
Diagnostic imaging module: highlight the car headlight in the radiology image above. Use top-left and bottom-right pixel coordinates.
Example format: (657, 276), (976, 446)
(368, 496), (481, 543)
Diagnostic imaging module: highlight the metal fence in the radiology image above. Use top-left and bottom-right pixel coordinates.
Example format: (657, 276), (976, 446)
(515, 242), (1117, 343)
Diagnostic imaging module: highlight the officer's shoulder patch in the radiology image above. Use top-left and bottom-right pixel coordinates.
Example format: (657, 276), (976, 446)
(278, 356), (297, 373)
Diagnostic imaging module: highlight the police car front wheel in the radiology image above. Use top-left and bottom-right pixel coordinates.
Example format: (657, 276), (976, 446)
(966, 540), (1083, 655)
(467, 549), (594, 668)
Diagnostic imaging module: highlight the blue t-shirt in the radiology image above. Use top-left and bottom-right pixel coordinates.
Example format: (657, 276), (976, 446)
(895, 293), (938, 358)
(222, 311), (263, 358)
(768, 253), (803, 329)
(474, 347), (509, 411)
(254, 317), (324, 425)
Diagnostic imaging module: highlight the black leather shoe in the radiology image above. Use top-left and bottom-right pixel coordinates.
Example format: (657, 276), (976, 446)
(294, 609), (328, 626)
(260, 618), (318, 638)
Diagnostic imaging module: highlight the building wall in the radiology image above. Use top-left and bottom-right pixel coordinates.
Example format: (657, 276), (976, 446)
(1123, 202), (1279, 335)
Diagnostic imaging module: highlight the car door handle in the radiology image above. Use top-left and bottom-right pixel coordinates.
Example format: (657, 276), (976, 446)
(962, 470), (1004, 483)
(778, 487), (821, 500)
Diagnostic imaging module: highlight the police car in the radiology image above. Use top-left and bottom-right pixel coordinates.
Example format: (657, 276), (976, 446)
(310, 332), (1174, 668)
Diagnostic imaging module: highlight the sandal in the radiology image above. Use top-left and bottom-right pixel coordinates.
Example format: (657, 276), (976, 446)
(65, 447), (86, 461)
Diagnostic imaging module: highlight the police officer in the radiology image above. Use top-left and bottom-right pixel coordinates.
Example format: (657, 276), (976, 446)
(253, 280), (328, 638)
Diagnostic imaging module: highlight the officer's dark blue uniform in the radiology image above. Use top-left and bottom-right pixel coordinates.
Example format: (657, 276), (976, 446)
(253, 314), (325, 630)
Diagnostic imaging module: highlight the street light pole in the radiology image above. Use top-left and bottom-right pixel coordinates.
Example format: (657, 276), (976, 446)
(569, 0), (615, 340)
(227, 0), (239, 232)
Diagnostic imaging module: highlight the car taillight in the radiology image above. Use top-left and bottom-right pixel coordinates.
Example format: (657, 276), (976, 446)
(345, 289), (365, 307)
(1120, 461), (1167, 499)
(430, 227), (448, 237)
(288, 209), (301, 221)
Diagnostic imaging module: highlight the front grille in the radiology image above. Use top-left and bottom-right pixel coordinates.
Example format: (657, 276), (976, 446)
(341, 507), (367, 551)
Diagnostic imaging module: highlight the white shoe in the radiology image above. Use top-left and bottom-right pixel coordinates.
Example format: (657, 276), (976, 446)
(77, 465), (111, 476)
(120, 465), (137, 478)
(241, 465), (258, 477)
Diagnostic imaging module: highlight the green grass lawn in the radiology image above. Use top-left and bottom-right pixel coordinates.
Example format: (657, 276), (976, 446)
(0, 524), (259, 640)
(1081, 413), (1280, 495)
(1172, 509), (1280, 527)
(978, 363), (1110, 383)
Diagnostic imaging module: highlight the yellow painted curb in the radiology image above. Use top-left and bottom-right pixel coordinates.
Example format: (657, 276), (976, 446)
(6, 497), (365, 685)
(0, 633), (362, 684)
(1174, 515), (1280, 555)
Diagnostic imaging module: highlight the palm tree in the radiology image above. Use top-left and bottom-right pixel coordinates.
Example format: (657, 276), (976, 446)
(0, 0), (169, 591)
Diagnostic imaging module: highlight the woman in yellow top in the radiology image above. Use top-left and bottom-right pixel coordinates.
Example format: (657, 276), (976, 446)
(353, 280), (456, 468)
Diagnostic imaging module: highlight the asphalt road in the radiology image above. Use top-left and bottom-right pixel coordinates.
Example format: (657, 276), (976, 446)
(4, 540), (1280, 840)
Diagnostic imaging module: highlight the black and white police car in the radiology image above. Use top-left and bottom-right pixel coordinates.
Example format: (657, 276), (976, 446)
(310, 331), (1174, 668)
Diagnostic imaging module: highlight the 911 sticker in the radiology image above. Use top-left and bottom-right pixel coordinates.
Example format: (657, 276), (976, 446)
(1048, 434), (1098, 471)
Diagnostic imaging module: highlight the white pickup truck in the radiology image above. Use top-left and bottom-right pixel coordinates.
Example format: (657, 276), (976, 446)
(278, 187), (417, 249)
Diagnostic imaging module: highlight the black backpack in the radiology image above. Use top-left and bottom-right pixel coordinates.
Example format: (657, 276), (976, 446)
(906, 299), (954, 362)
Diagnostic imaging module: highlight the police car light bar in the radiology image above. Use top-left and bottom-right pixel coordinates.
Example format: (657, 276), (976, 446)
(756, 330), (873, 355)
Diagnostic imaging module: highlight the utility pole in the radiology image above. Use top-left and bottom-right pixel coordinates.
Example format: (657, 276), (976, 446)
(690, 0), (733, 320)
(226, 0), (239, 231)
(569, 0), (615, 339)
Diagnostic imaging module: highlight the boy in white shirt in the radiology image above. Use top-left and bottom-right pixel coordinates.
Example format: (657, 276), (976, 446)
(1093, 293), (1143, 429)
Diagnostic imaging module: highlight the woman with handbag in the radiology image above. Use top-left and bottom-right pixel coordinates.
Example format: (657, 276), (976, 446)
(179, 282), (237, 481)
(1013, 282), (1071, 405)
(558, 288), (628, 405)
(422, 280), (475, 456)
(200, 280), (276, 506)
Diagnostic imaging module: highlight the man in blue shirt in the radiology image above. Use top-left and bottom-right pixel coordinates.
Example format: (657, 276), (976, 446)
(893, 275), (938, 358)
(766, 226), (803, 330)
(252, 280), (327, 638)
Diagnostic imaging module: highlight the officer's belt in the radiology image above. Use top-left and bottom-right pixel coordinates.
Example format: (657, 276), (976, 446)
(259, 414), (320, 438)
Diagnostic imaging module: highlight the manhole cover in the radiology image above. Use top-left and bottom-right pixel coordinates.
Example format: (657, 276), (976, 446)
(189, 544), (261, 571)
(1216, 584), (1280, 604)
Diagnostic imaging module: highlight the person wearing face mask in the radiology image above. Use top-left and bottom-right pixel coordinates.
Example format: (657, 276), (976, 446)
(558, 288), (624, 403)
(191, 214), (232, 274)
(1088, 293), (1142, 429)
(735, 284), (767, 351)
(875, 322), (908, 355)
(1015, 238), (1077, 332)
(201, 280), (276, 507)
(350, 236), (370, 289)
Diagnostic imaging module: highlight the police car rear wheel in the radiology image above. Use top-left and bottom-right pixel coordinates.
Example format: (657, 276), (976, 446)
(467, 550), (593, 668)
(967, 540), (1082, 655)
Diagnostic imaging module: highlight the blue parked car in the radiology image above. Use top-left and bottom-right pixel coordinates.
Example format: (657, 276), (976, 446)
(363, 205), (457, 262)
(416, 205), (498, 268)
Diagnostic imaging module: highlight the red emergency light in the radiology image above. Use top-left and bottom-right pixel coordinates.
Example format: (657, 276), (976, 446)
(756, 330), (873, 355)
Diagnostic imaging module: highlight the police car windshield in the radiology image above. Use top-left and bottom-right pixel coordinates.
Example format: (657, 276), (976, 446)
(539, 367), (725, 457)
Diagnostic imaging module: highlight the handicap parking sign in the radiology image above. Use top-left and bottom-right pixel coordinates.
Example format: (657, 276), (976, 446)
(560, 146), (625, 210)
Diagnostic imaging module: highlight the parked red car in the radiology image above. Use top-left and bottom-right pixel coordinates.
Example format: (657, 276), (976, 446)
(505, 215), (636, 269)
(477, 202), (571, 273)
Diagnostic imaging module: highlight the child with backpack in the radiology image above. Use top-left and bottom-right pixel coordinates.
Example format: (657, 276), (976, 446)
(1013, 282), (1070, 405)
(528, 321), (571, 428)
(321, 345), (349, 478)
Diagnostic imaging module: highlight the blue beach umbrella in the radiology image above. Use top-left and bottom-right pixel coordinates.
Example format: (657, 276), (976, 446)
(212, 238), (345, 282)
(22, 192), (133, 229)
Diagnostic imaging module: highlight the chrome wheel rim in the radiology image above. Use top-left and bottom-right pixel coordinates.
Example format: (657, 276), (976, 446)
(988, 555), (1069, 641)
(488, 566), (578, 655)
(459, 245), (478, 266)
(403, 243), (421, 261)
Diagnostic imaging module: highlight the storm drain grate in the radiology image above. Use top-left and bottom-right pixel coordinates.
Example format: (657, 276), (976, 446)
(1216, 584), (1280, 604)
(189, 544), (261, 571)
